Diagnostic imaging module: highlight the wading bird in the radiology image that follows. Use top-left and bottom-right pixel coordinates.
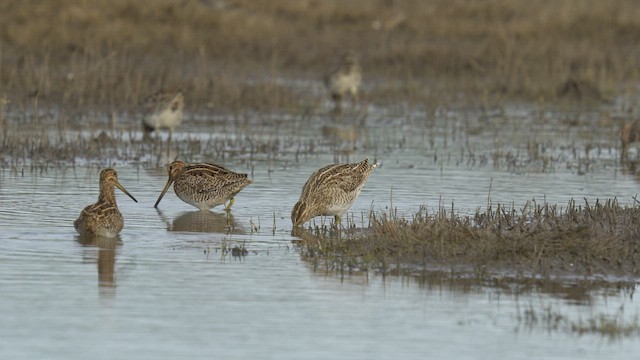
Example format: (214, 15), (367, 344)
(154, 161), (252, 211)
(141, 90), (184, 139)
(292, 159), (377, 227)
(74, 168), (138, 237)
(324, 52), (362, 108)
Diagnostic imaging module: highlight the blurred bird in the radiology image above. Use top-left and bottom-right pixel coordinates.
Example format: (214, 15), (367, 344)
(621, 120), (640, 161)
(141, 90), (184, 139)
(324, 51), (362, 108)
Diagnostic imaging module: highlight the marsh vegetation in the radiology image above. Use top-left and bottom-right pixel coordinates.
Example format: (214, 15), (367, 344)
(2, 1), (640, 348)
(2, 0), (640, 109)
(2, 1), (640, 278)
(296, 198), (640, 277)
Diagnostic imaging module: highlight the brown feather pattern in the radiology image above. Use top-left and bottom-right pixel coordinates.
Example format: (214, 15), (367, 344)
(292, 159), (377, 226)
(155, 161), (252, 211)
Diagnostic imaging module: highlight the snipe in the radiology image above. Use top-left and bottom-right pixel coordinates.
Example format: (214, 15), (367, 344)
(292, 159), (377, 227)
(154, 161), (252, 211)
(74, 168), (138, 237)
(141, 90), (184, 139)
(324, 51), (362, 106)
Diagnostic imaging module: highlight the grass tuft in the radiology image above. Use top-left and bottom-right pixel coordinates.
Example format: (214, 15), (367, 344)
(295, 198), (640, 278)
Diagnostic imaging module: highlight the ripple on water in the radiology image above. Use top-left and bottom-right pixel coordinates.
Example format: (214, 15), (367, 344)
(1, 125), (640, 358)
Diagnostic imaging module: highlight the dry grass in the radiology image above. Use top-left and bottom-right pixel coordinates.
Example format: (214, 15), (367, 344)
(295, 198), (640, 277)
(1, 0), (640, 110)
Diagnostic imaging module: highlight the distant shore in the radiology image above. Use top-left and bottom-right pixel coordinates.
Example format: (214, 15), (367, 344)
(1, 0), (638, 110)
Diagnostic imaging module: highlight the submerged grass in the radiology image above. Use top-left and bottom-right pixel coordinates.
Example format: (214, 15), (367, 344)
(296, 198), (640, 278)
(0, 93), (624, 170)
(518, 303), (640, 340)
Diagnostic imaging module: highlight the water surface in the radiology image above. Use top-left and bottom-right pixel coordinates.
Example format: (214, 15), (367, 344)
(1, 101), (640, 358)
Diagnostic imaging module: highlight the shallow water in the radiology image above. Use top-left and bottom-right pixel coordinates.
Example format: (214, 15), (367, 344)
(2, 101), (640, 358)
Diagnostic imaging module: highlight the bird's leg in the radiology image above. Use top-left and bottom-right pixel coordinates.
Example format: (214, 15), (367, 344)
(223, 210), (236, 233)
(334, 215), (342, 225)
(224, 197), (235, 211)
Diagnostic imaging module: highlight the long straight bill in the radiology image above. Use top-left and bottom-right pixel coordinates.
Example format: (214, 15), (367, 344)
(115, 181), (138, 203)
(154, 178), (174, 208)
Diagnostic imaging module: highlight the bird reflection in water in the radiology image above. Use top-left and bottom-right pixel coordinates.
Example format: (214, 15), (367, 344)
(156, 208), (244, 234)
(76, 235), (121, 299)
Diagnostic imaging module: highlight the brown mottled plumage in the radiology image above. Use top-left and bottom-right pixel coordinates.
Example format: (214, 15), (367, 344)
(142, 90), (184, 137)
(154, 161), (252, 211)
(74, 169), (138, 238)
(324, 52), (362, 104)
(292, 159), (377, 227)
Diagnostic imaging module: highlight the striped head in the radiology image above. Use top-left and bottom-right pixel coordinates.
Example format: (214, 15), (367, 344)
(99, 168), (138, 204)
(154, 161), (187, 208)
(100, 168), (119, 187)
(167, 160), (187, 180)
(291, 201), (313, 227)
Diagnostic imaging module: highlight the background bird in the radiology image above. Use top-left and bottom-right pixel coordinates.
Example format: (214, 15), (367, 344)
(620, 119), (640, 162)
(141, 90), (184, 139)
(324, 51), (362, 108)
